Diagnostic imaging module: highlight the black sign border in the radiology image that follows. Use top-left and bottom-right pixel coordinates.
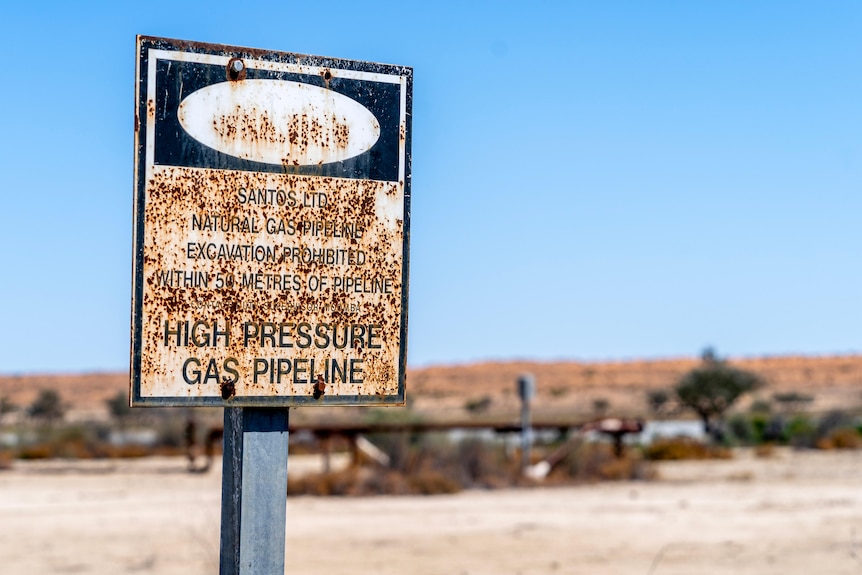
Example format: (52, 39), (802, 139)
(131, 35), (412, 407)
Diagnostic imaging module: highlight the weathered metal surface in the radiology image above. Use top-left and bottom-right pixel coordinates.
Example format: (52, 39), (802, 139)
(131, 36), (412, 406)
(219, 408), (289, 575)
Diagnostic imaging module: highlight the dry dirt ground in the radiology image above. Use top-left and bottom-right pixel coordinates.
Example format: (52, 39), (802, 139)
(2, 448), (862, 575)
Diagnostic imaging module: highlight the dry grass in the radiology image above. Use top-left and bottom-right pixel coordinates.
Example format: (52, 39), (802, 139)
(643, 437), (732, 461)
(754, 443), (777, 458)
(552, 442), (654, 482)
(816, 427), (862, 450)
(288, 436), (654, 496)
(288, 467), (463, 496)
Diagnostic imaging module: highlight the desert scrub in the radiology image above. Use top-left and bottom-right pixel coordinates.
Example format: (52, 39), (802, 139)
(556, 441), (654, 482)
(643, 437), (731, 461)
(816, 427), (862, 450)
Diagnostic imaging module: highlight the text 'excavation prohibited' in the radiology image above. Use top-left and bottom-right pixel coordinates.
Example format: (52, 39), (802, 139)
(131, 36), (412, 407)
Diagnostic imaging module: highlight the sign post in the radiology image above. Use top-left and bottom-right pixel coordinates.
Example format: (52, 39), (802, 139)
(131, 36), (412, 574)
(518, 374), (535, 471)
(220, 408), (289, 575)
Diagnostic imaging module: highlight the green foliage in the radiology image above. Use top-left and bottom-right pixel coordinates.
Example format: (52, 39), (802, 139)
(674, 357), (763, 435)
(749, 413), (770, 442)
(726, 413), (786, 445)
(785, 414), (816, 447)
(726, 414), (756, 444)
(724, 412), (862, 450)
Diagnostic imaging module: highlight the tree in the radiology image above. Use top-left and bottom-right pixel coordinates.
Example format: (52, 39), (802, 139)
(27, 389), (66, 423)
(106, 391), (132, 422)
(675, 353), (762, 439)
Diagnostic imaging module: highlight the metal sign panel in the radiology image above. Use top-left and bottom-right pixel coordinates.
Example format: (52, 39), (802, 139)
(131, 36), (412, 406)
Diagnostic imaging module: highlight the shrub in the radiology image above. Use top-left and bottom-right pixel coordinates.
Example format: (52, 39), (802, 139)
(816, 410), (854, 441)
(408, 470), (461, 495)
(749, 414), (769, 442)
(727, 414), (756, 444)
(727, 413), (787, 446)
(785, 415), (817, 448)
(643, 437), (731, 461)
(464, 396), (492, 414)
(816, 427), (862, 450)
(17, 444), (54, 460)
(288, 435), (515, 496)
(27, 389), (66, 423)
(754, 443), (776, 458)
(558, 441), (653, 482)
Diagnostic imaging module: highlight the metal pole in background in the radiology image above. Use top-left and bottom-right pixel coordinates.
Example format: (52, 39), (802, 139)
(518, 374), (535, 471)
(220, 408), (290, 575)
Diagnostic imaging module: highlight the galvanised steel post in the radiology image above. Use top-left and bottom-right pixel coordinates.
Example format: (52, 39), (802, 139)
(518, 374), (535, 472)
(220, 408), (290, 575)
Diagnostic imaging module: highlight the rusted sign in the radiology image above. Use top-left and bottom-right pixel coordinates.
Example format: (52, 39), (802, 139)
(131, 36), (412, 406)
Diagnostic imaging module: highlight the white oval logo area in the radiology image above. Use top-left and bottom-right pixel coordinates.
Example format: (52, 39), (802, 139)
(178, 79), (380, 166)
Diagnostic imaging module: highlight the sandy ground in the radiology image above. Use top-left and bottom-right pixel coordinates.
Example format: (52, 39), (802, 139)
(2, 449), (862, 574)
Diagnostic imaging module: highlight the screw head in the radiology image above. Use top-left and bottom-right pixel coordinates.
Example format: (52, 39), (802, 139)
(230, 59), (244, 74)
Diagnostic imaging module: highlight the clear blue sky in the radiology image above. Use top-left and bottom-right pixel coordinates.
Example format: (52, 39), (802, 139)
(1, 2), (860, 374)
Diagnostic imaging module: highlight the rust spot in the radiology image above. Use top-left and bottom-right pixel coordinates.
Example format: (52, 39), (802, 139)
(220, 378), (236, 400)
(214, 106), (282, 145)
(312, 374), (326, 400)
(227, 58), (247, 82)
(135, 52), (409, 406)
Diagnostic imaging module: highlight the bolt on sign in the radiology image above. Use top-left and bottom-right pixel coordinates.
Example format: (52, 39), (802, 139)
(131, 36), (412, 406)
